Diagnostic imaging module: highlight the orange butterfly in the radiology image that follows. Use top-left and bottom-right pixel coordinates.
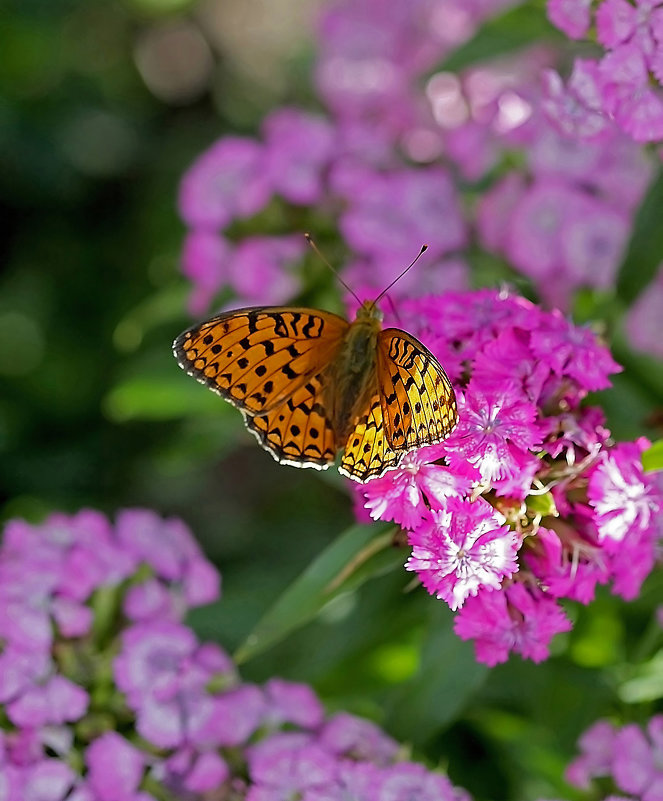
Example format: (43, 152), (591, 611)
(173, 248), (458, 482)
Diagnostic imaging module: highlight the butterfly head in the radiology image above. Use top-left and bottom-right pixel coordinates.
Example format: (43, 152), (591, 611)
(356, 300), (384, 325)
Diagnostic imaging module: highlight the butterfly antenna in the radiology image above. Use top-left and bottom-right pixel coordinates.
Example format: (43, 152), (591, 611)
(384, 293), (402, 324)
(374, 244), (428, 305)
(304, 233), (362, 306)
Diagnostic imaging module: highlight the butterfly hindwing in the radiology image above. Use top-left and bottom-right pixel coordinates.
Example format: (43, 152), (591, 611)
(377, 328), (458, 452)
(243, 371), (337, 470)
(173, 307), (349, 416)
(339, 392), (400, 482)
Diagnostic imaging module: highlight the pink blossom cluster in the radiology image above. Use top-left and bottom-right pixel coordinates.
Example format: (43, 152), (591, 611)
(0, 509), (472, 801)
(565, 716), (663, 800)
(352, 289), (663, 666)
(178, 0), (655, 321)
(545, 0), (663, 143)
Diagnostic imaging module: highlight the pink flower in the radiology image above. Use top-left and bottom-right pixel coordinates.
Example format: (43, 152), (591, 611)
(198, 684), (266, 747)
(406, 498), (519, 610)
(530, 312), (621, 393)
(263, 678), (324, 730)
(613, 719), (663, 799)
(542, 61), (612, 139)
(22, 759), (76, 801)
(263, 108), (336, 204)
(471, 327), (551, 404)
(113, 621), (199, 706)
(476, 173), (527, 252)
(546, 0), (593, 39)
(565, 719), (618, 787)
(525, 527), (609, 604)
(444, 381), (542, 497)
(317, 713), (399, 766)
(588, 439), (659, 545)
(339, 167), (467, 263)
(505, 179), (583, 282)
(86, 733), (145, 801)
(378, 762), (470, 801)
(246, 742), (338, 801)
(227, 235), (304, 306)
(6, 675), (88, 729)
(359, 444), (477, 529)
(454, 583), (572, 666)
(159, 747), (229, 795)
(625, 262), (663, 358)
(180, 230), (230, 315)
(178, 137), (271, 228)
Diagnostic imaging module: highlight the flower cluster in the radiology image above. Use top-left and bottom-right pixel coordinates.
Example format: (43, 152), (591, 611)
(545, 0), (663, 143)
(565, 716), (663, 800)
(178, 0), (654, 320)
(0, 509), (472, 801)
(352, 289), (663, 666)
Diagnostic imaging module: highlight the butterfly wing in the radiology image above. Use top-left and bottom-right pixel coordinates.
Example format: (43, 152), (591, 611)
(173, 307), (349, 416)
(242, 370), (337, 470)
(339, 391), (401, 482)
(377, 328), (458, 452)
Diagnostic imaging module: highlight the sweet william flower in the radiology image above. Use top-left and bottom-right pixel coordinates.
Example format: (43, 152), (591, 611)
(317, 712), (399, 766)
(546, 0), (592, 39)
(360, 443), (478, 529)
(0, 509), (471, 801)
(178, 137), (271, 228)
(227, 235), (305, 307)
(454, 583), (572, 666)
(262, 108), (336, 205)
(567, 716), (663, 801)
(588, 438), (659, 546)
(263, 678), (325, 730)
(565, 719), (617, 788)
(444, 381), (542, 497)
(406, 498), (519, 610)
(85, 733), (145, 801)
(625, 263), (663, 358)
(246, 742), (338, 801)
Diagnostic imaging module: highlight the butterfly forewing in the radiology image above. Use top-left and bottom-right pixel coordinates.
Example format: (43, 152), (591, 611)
(173, 307), (349, 416)
(377, 329), (458, 451)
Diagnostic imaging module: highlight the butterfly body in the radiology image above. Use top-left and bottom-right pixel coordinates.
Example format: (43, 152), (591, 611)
(174, 301), (458, 482)
(323, 301), (382, 443)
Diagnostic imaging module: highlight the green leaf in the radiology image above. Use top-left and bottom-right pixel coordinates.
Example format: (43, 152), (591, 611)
(386, 604), (488, 744)
(619, 650), (663, 703)
(617, 168), (663, 304)
(439, 2), (561, 73)
(643, 439), (663, 472)
(234, 522), (401, 664)
(103, 375), (227, 422)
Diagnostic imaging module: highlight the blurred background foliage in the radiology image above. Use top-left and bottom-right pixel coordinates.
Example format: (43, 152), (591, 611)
(2, 1), (663, 799)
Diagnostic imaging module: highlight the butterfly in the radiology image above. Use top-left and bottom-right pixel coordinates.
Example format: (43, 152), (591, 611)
(173, 298), (458, 483)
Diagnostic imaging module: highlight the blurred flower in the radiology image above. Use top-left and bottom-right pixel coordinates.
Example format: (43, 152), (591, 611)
(546, 0), (663, 143)
(567, 716), (663, 800)
(228, 235), (305, 307)
(0, 509), (471, 800)
(263, 108), (336, 205)
(625, 263), (663, 359)
(179, 137), (271, 229)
